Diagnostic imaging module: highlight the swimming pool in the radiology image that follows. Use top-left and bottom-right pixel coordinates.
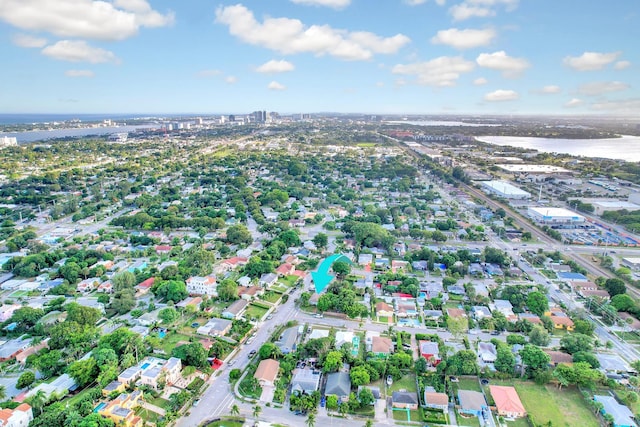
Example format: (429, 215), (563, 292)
(94, 402), (107, 413)
(158, 331), (166, 339)
(141, 362), (151, 369)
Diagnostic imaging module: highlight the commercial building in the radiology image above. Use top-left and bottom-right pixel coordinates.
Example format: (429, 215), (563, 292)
(0, 136), (18, 147)
(497, 164), (570, 174)
(591, 200), (640, 216)
(527, 207), (586, 226)
(481, 181), (531, 199)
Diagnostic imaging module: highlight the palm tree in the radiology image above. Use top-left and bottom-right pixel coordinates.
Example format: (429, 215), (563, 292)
(26, 390), (47, 416)
(306, 411), (316, 427)
(253, 404), (262, 419)
(364, 420), (373, 427)
(230, 404), (240, 417)
(0, 385), (6, 401)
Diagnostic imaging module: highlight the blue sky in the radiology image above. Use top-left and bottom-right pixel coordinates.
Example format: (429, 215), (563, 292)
(0, 0), (638, 115)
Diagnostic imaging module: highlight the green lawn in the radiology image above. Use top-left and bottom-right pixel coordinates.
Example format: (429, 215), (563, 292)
(392, 408), (421, 422)
(457, 413), (481, 427)
(205, 418), (244, 427)
(356, 142), (377, 147)
(456, 377), (482, 392)
(388, 375), (417, 393)
(161, 332), (192, 354)
(262, 291), (283, 304)
(146, 397), (171, 409)
(280, 275), (299, 287)
(491, 380), (598, 427)
(135, 407), (162, 424)
(244, 303), (269, 321)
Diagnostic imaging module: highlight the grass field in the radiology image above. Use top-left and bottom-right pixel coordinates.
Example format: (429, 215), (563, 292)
(244, 303), (269, 320)
(356, 142), (377, 147)
(161, 332), (192, 354)
(205, 419), (244, 427)
(280, 275), (299, 287)
(135, 407), (162, 424)
(388, 375), (417, 393)
(457, 413), (481, 427)
(456, 377), (482, 392)
(491, 380), (598, 427)
(392, 408), (421, 422)
(262, 291), (282, 304)
(146, 397), (171, 409)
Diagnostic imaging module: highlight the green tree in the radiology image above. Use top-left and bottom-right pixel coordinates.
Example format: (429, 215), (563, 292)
(520, 345), (551, 378)
(358, 387), (375, 406)
(560, 333), (594, 354)
(494, 345), (515, 375)
(306, 411), (316, 427)
(16, 370), (35, 389)
(230, 404), (240, 416)
(158, 307), (179, 324)
(227, 225), (253, 246)
(152, 280), (188, 302)
(323, 351), (343, 373)
(172, 342), (208, 368)
(572, 351), (600, 368)
(66, 302), (102, 326)
(259, 343), (281, 360)
(446, 315), (469, 338)
(528, 325), (551, 346)
(68, 358), (98, 387)
(604, 278), (626, 297)
(332, 261), (351, 278)
(611, 294), (636, 312)
(526, 291), (549, 316)
(253, 404), (262, 419)
(350, 365), (371, 386)
(217, 279), (239, 301)
(111, 271), (136, 291)
(573, 319), (595, 336)
(312, 233), (328, 249)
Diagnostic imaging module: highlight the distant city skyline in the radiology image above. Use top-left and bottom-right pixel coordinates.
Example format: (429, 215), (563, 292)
(0, 1), (638, 115)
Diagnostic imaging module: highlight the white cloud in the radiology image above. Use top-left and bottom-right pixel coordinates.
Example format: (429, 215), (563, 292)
(65, 69), (94, 77)
(564, 98), (583, 108)
(290, 0), (350, 8)
(0, 0), (174, 41)
(215, 4), (410, 61)
(484, 89), (518, 101)
(197, 69), (223, 78)
(256, 59), (295, 73)
(563, 51), (621, 71)
(392, 56), (475, 87)
(431, 28), (496, 49)
(11, 33), (47, 48)
(578, 81), (630, 96)
(268, 81), (287, 91)
(614, 60), (631, 70)
(405, 0), (428, 5)
(540, 85), (561, 94)
(41, 40), (119, 63)
(436, 0), (446, 4)
(449, 0), (518, 21)
(590, 98), (640, 113)
(450, 4), (494, 21)
(473, 77), (488, 85)
(225, 76), (238, 84)
(376, 81), (385, 87)
(476, 50), (529, 77)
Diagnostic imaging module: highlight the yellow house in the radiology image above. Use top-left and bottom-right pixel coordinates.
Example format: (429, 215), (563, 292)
(101, 380), (126, 397)
(544, 308), (575, 331)
(98, 390), (143, 427)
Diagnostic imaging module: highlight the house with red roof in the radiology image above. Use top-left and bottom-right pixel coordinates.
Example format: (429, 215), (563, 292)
(0, 403), (33, 426)
(276, 263), (295, 276)
(489, 385), (526, 418)
(155, 245), (172, 255)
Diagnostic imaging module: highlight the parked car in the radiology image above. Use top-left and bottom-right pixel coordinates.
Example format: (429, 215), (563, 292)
(228, 359), (236, 366)
(314, 313), (324, 318)
(248, 350), (257, 358)
(193, 399), (200, 407)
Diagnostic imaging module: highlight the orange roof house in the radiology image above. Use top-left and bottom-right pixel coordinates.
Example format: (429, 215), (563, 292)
(489, 385), (526, 418)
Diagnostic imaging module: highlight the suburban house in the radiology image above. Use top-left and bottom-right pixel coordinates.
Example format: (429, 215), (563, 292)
(259, 273), (278, 287)
(276, 263), (295, 276)
(594, 395), (636, 427)
(15, 338), (49, 365)
(458, 390), (487, 416)
(254, 359), (280, 387)
(545, 308), (575, 331)
(446, 308), (467, 319)
(186, 275), (217, 296)
(424, 388), (449, 411)
(392, 391), (419, 410)
(0, 337), (31, 362)
(176, 296), (202, 310)
(97, 391), (143, 427)
(375, 302), (394, 318)
(518, 313), (542, 325)
(276, 327), (299, 354)
(472, 306), (491, 320)
(419, 341), (441, 366)
(478, 342), (498, 363)
(291, 369), (321, 395)
(543, 350), (573, 367)
(0, 403), (33, 427)
(324, 372), (351, 401)
(238, 286), (264, 301)
(491, 300), (517, 322)
(222, 299), (249, 319)
(139, 357), (182, 390)
(396, 302), (418, 318)
(370, 336), (394, 358)
(489, 385), (526, 418)
(77, 277), (101, 293)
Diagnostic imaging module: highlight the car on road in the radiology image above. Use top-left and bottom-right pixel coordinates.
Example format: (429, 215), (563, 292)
(267, 314), (273, 320)
(248, 350), (257, 358)
(228, 359), (235, 366)
(193, 399), (200, 407)
(314, 313), (324, 318)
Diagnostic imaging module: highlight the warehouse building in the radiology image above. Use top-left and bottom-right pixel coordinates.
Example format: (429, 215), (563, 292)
(591, 200), (640, 216)
(527, 207), (586, 226)
(481, 181), (531, 200)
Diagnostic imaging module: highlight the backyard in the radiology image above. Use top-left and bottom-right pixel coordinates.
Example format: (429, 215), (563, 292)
(387, 375), (417, 393)
(490, 380), (599, 427)
(244, 303), (269, 321)
(161, 332), (192, 354)
(262, 290), (283, 304)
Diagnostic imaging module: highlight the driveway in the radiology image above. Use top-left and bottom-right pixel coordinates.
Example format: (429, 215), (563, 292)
(259, 385), (275, 403)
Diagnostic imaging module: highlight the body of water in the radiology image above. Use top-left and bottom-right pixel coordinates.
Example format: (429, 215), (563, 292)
(0, 124), (157, 143)
(476, 135), (640, 162)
